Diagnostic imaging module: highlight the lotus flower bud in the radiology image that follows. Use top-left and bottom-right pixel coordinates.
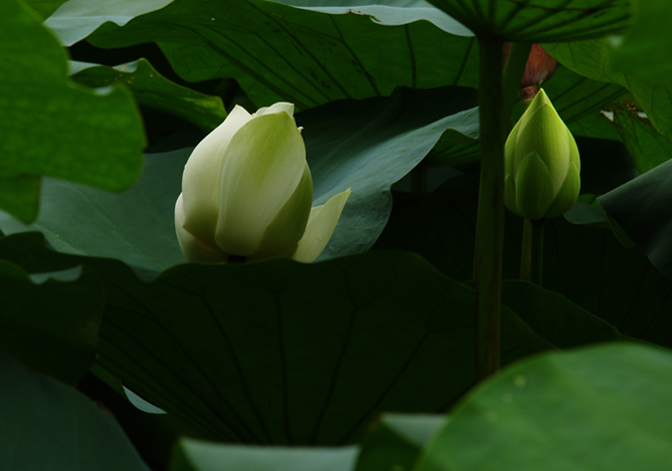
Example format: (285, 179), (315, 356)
(175, 102), (350, 263)
(505, 89), (581, 220)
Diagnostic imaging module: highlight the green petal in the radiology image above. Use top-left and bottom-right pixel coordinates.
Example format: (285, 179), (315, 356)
(505, 108), (525, 171)
(175, 193), (228, 263)
(514, 98), (571, 194)
(515, 152), (555, 220)
(568, 126), (581, 172)
(181, 105), (252, 249)
(545, 161), (581, 218)
(247, 163), (313, 261)
(215, 111), (306, 256)
(292, 189), (351, 263)
(504, 173), (522, 217)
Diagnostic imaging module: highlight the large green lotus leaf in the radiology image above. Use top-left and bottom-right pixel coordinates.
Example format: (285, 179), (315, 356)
(372, 177), (672, 347)
(86, 0), (479, 110)
(43, 0), (172, 46)
(415, 343), (672, 471)
(0, 87), (479, 276)
(546, 39), (672, 141)
(0, 151), (186, 279)
(424, 0), (631, 42)
(71, 58), (228, 132)
(274, 0), (472, 35)
(608, 1), (672, 90)
(355, 414), (445, 471)
(0, 233), (553, 444)
(0, 0), (145, 223)
(599, 159), (672, 283)
(0, 261), (103, 385)
(427, 64), (626, 167)
(0, 353), (149, 471)
(171, 440), (358, 471)
(22, 0), (69, 19)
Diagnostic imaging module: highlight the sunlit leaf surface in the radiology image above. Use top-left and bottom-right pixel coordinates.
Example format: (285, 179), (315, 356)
(416, 343), (672, 471)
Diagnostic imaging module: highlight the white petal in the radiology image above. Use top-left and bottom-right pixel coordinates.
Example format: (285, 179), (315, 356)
(292, 189), (351, 263)
(254, 102), (295, 118)
(175, 193), (228, 263)
(247, 163), (313, 262)
(215, 111), (306, 256)
(181, 106), (252, 248)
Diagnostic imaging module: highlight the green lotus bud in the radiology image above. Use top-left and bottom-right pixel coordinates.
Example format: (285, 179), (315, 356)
(504, 89), (581, 220)
(175, 102), (350, 263)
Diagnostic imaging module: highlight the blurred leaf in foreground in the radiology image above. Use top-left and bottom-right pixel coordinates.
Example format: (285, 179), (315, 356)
(0, 0), (145, 222)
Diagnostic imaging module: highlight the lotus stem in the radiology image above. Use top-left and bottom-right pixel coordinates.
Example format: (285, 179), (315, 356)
(502, 42), (532, 128)
(473, 37), (507, 381)
(519, 218), (545, 284)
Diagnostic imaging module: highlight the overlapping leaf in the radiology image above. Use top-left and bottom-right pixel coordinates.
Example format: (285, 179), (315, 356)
(372, 177), (672, 347)
(0, 261), (104, 385)
(599, 159), (672, 283)
(71, 58), (227, 132)
(43, 0), (173, 46)
(86, 0), (479, 110)
(427, 64), (627, 167)
(546, 39), (672, 141)
(0, 0), (145, 222)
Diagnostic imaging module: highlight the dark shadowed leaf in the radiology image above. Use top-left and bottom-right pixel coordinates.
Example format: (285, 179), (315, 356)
(0, 353), (149, 471)
(0, 261), (103, 385)
(599, 159), (672, 283)
(372, 177), (672, 347)
(0, 233), (553, 445)
(425, 0), (631, 42)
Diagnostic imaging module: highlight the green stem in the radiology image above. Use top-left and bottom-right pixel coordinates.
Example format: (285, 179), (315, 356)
(410, 163), (428, 193)
(519, 218), (545, 284)
(474, 37), (506, 381)
(502, 42), (532, 128)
